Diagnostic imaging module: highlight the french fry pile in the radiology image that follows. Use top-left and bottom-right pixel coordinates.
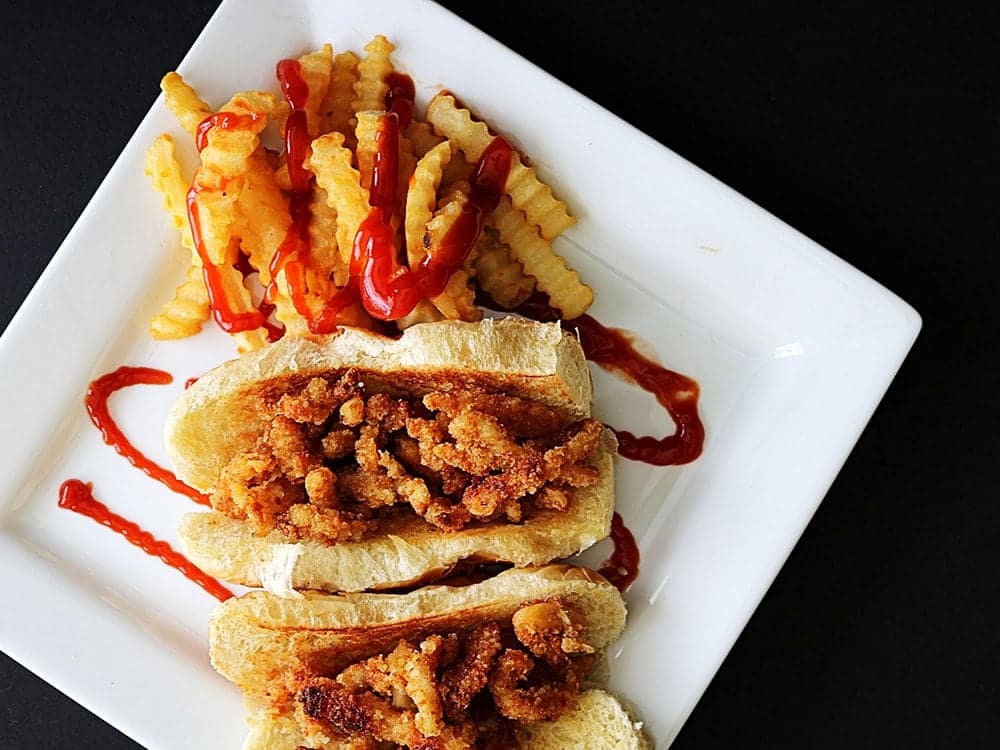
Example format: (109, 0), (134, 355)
(145, 35), (592, 352)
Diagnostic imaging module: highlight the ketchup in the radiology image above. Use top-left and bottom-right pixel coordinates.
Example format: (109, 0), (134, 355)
(598, 513), (640, 592)
(58, 480), (233, 602)
(353, 123), (513, 320)
(495, 293), (705, 466)
(268, 59), (357, 334)
(194, 111), (261, 153)
(385, 72), (416, 129)
(85, 367), (210, 506)
(190, 110), (282, 339)
(187, 190), (272, 335)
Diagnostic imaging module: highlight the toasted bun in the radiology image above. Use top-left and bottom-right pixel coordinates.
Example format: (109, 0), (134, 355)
(210, 565), (627, 700)
(167, 318), (614, 591)
(166, 318), (593, 492)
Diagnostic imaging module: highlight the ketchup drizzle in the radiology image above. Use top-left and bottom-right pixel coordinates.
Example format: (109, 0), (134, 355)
(85, 367), (210, 506)
(480, 292), (705, 467)
(187, 191), (271, 335)
(269, 59), (355, 334)
(59, 480), (232, 603)
(194, 111), (261, 153)
(385, 72), (416, 129)
(598, 513), (640, 592)
(353, 124), (513, 320)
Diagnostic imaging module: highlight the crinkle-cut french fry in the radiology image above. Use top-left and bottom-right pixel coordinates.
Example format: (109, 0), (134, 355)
(322, 51), (360, 143)
(145, 135), (196, 260)
(439, 269), (482, 322)
(233, 150), (304, 335)
(490, 196), (592, 319)
(307, 133), (371, 271)
(426, 93), (575, 240)
(234, 151), (290, 287)
(205, 240), (270, 353)
(160, 72), (212, 136)
(396, 300), (443, 330)
(419, 190), (480, 321)
(406, 119), (445, 158)
(308, 186), (344, 288)
(397, 135), (416, 222)
(473, 228), (536, 309)
(439, 154), (474, 195)
(354, 110), (380, 190)
(199, 92), (279, 179)
(296, 45), (333, 137)
(150, 263), (210, 339)
(405, 141), (451, 266)
(189, 175), (238, 267)
(353, 35), (394, 115)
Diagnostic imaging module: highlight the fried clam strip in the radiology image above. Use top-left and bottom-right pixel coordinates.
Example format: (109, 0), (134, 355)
(297, 600), (593, 749)
(425, 93), (575, 240)
(209, 373), (603, 543)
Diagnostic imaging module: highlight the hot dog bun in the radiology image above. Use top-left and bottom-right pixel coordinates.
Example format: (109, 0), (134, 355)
(209, 565), (650, 749)
(167, 319), (617, 592)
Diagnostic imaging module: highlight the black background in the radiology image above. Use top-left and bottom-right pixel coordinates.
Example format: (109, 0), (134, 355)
(2, 1), (997, 748)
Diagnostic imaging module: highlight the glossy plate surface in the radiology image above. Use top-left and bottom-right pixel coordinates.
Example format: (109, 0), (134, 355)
(0, 1), (920, 747)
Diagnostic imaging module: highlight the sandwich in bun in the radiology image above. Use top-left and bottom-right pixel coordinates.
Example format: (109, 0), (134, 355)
(167, 318), (616, 592)
(209, 565), (649, 749)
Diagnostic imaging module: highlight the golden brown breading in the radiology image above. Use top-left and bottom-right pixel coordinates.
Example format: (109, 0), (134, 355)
(211, 448), (303, 534)
(297, 599), (591, 748)
(214, 371), (603, 543)
(488, 648), (588, 723)
(275, 377), (341, 424)
(278, 503), (374, 544)
(322, 426), (356, 460)
(440, 623), (502, 722)
(511, 601), (594, 667)
(268, 415), (322, 481)
(423, 390), (568, 438)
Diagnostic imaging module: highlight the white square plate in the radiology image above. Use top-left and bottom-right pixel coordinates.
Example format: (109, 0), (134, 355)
(0, 0), (920, 747)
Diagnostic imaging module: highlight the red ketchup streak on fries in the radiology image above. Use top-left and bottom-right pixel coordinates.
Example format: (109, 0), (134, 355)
(58, 480), (233, 603)
(85, 367), (210, 506)
(598, 513), (640, 592)
(187, 191), (272, 336)
(188, 114), (281, 339)
(385, 71), (416, 128)
(489, 293), (705, 467)
(268, 59), (354, 334)
(354, 119), (513, 320)
(194, 111), (261, 153)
